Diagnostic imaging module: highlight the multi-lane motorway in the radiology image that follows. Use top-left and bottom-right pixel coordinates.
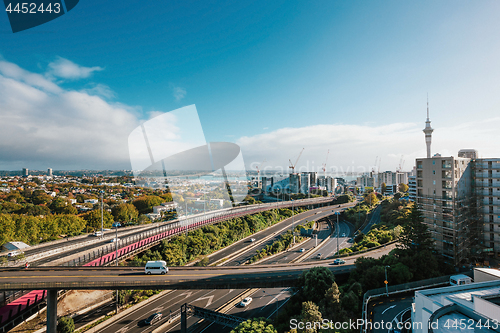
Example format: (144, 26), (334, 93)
(66, 205), (353, 333)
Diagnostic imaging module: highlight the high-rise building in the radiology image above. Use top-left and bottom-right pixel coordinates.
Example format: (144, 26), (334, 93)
(22, 168), (28, 177)
(415, 101), (500, 264)
(289, 174), (300, 194)
(300, 172), (310, 194)
(415, 155), (473, 264)
(473, 159), (500, 258)
(47, 168), (53, 177)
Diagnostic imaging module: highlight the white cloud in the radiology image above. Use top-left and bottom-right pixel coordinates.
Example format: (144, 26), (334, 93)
(47, 57), (103, 79)
(0, 60), (61, 93)
(0, 58), (139, 169)
(172, 86), (186, 102)
(237, 119), (500, 175)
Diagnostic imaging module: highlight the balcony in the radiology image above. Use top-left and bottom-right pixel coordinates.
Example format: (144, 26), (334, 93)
(442, 161), (452, 169)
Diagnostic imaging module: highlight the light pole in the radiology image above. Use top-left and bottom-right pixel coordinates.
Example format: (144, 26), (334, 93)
(385, 265), (390, 296)
(334, 211), (340, 257)
(100, 191), (104, 239)
(115, 223), (119, 314)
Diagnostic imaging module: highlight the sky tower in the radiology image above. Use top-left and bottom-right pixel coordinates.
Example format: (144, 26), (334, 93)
(423, 96), (434, 158)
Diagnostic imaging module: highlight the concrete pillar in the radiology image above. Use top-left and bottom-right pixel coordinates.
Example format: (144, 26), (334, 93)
(46, 290), (58, 333)
(180, 304), (187, 333)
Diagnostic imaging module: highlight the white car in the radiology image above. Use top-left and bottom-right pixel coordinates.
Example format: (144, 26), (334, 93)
(299, 248), (305, 253)
(250, 238), (256, 242)
(110, 238), (120, 243)
(93, 231), (103, 237)
(239, 297), (252, 307)
(342, 233), (346, 237)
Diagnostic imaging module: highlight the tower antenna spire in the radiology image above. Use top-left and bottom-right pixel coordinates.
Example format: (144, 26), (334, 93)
(427, 93), (429, 119)
(423, 94), (433, 158)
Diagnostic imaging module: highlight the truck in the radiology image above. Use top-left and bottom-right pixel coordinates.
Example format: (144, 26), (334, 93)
(450, 274), (472, 286)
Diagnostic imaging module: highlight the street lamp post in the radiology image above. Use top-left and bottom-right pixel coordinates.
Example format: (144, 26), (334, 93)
(335, 211), (340, 257)
(115, 223), (119, 314)
(100, 191), (104, 239)
(385, 266), (390, 296)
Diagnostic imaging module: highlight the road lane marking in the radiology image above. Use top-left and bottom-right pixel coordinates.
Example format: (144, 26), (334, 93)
(381, 305), (396, 314)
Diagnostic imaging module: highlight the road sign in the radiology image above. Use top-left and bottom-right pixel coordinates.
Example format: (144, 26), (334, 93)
(384, 280), (388, 284)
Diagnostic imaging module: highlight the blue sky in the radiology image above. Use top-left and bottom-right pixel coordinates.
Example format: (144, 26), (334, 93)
(1, 0), (500, 172)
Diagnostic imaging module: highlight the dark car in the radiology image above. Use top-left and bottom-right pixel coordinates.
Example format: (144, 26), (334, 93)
(144, 312), (162, 326)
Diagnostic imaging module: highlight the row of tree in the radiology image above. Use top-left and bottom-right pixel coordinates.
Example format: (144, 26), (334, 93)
(128, 208), (304, 266)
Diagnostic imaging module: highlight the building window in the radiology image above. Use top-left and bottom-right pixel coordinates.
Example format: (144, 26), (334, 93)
(490, 242), (495, 249)
(491, 224), (494, 232)
(490, 215), (494, 223)
(433, 180), (436, 185)
(490, 206), (494, 214)
(433, 160), (435, 165)
(491, 233), (495, 241)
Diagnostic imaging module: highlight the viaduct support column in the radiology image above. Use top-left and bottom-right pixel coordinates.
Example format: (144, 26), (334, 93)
(47, 290), (58, 333)
(181, 304), (187, 333)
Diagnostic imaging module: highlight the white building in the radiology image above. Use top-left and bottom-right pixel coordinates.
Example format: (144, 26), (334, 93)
(412, 269), (500, 333)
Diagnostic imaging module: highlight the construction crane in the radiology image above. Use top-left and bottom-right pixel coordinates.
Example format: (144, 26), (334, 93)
(397, 155), (405, 172)
(289, 148), (305, 174)
(372, 156), (378, 174)
(322, 149), (330, 178)
(255, 159), (266, 183)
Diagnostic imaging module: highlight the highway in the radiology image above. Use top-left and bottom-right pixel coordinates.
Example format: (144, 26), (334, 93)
(84, 207), (347, 333)
(304, 219), (354, 261)
(220, 209), (340, 266)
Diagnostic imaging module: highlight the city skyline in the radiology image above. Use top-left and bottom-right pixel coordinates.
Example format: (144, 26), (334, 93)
(1, 1), (500, 171)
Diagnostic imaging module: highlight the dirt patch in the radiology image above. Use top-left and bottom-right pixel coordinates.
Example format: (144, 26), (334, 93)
(58, 290), (112, 317)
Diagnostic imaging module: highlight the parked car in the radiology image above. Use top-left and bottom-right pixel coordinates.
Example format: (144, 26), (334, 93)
(112, 222), (122, 228)
(110, 238), (120, 243)
(93, 231), (103, 237)
(144, 312), (162, 325)
(250, 238), (256, 242)
(341, 233), (346, 237)
(316, 253), (322, 259)
(333, 259), (345, 265)
(299, 248), (305, 253)
(239, 297), (252, 307)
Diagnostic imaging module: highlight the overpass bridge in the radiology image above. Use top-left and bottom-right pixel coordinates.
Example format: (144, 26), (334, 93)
(0, 263), (353, 291)
(0, 263), (354, 333)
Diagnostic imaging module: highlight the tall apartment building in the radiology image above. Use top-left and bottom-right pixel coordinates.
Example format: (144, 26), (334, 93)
(289, 173), (300, 193)
(415, 155), (473, 265)
(472, 158), (500, 258)
(299, 172), (310, 194)
(408, 175), (417, 201)
(47, 168), (53, 177)
(22, 168), (28, 177)
(415, 103), (499, 264)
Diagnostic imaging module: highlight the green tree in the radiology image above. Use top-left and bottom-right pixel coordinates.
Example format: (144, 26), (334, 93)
(31, 190), (53, 205)
(364, 192), (379, 206)
(298, 267), (335, 305)
(231, 318), (277, 333)
(83, 210), (114, 230)
(57, 316), (74, 333)
(398, 203), (434, 255)
(381, 183), (387, 195)
(112, 203), (139, 222)
(49, 197), (77, 215)
(398, 183), (409, 192)
(299, 302), (322, 333)
(132, 195), (163, 214)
